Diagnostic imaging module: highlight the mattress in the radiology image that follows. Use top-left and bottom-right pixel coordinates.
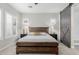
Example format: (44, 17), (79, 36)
(18, 33), (58, 43)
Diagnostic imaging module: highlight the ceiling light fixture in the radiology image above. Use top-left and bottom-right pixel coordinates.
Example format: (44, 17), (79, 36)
(28, 3), (38, 8)
(34, 3), (38, 5)
(28, 6), (32, 8)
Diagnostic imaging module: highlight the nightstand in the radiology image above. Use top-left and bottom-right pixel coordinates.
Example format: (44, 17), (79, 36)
(20, 34), (27, 38)
(50, 34), (57, 40)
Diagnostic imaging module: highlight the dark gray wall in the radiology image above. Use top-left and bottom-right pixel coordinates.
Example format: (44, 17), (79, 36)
(60, 4), (72, 48)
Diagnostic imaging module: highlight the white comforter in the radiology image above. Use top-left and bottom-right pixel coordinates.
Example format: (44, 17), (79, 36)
(18, 33), (58, 42)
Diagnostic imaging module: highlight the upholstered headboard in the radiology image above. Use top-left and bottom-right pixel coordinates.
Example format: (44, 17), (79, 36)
(29, 27), (49, 33)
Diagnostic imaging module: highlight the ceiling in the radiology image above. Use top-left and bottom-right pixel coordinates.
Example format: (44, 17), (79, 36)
(72, 3), (79, 12)
(9, 3), (69, 13)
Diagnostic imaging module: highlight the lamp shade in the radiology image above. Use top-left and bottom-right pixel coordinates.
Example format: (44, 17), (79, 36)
(50, 19), (56, 26)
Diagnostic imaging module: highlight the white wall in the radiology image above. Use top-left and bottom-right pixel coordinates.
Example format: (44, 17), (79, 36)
(71, 4), (79, 48)
(0, 3), (22, 50)
(22, 13), (60, 40)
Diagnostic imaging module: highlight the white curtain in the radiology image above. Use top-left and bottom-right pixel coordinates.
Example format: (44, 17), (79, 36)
(5, 12), (13, 38)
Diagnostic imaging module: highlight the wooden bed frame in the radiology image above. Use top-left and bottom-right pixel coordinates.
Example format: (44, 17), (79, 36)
(16, 27), (59, 54)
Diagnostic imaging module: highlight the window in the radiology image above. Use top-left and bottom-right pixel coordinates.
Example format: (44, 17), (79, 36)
(0, 9), (1, 39)
(5, 12), (13, 38)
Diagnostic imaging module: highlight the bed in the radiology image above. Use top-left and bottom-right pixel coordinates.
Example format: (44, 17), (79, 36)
(16, 27), (59, 54)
